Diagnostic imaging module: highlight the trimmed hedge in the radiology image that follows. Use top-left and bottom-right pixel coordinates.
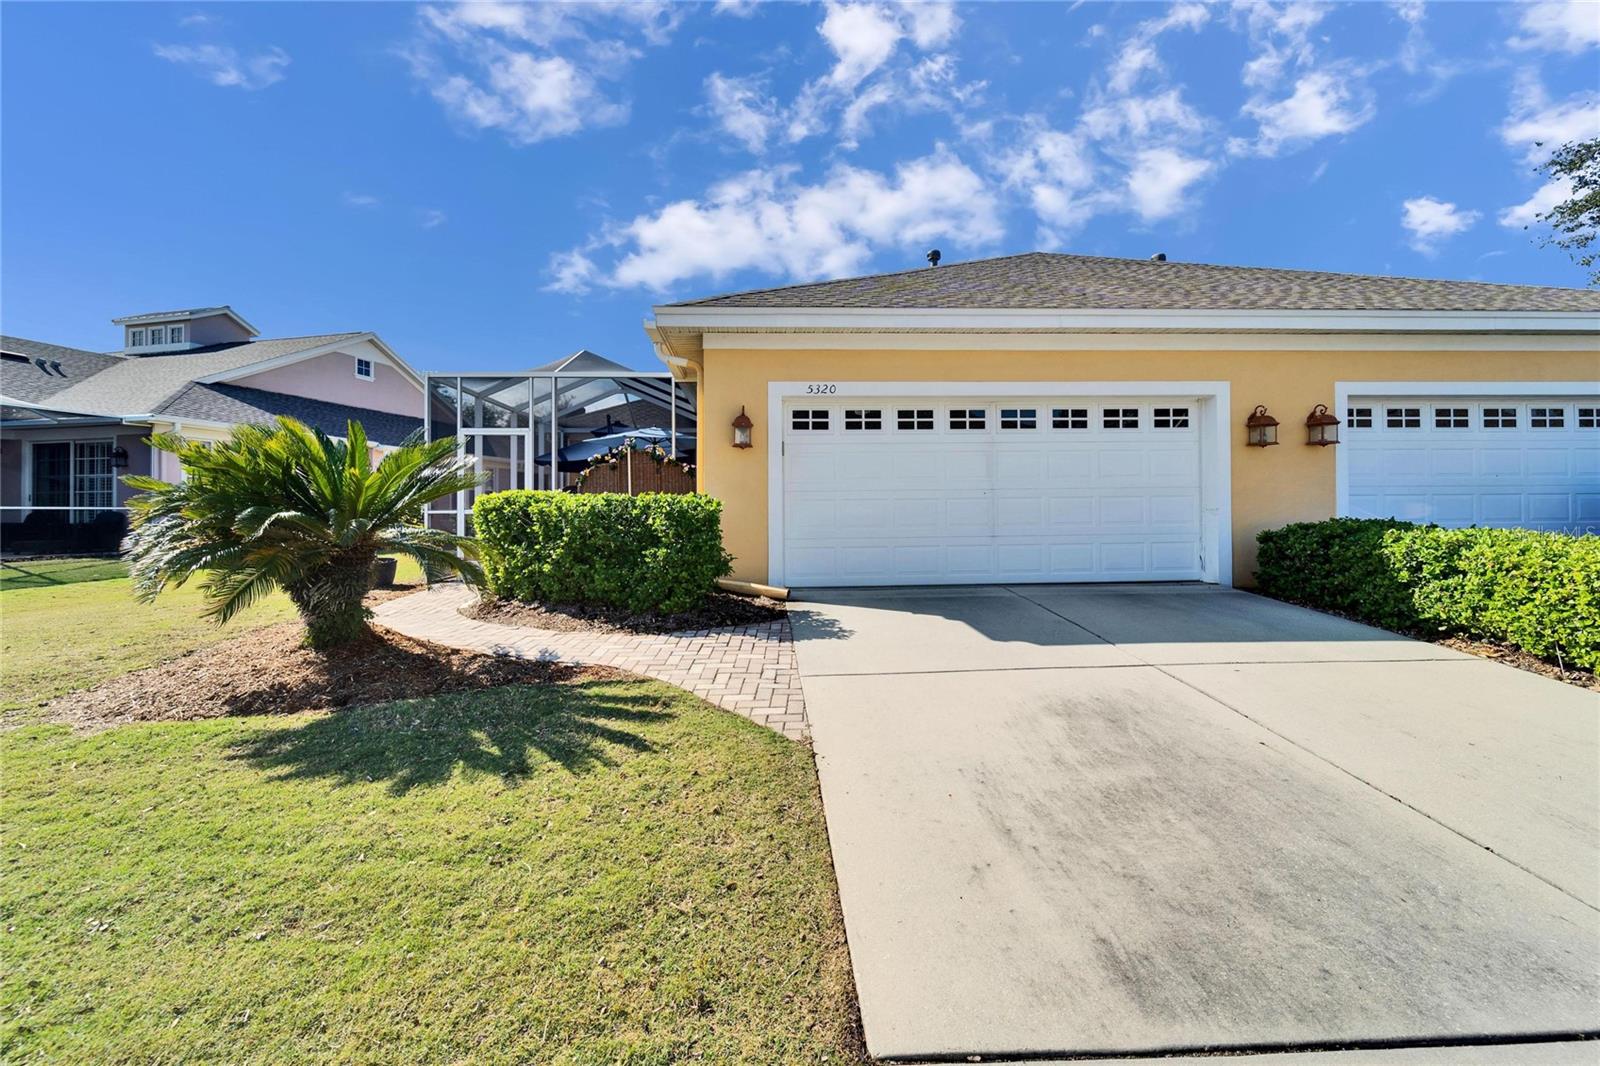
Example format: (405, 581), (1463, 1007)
(1257, 519), (1600, 670)
(473, 490), (733, 614)
(1255, 518), (1423, 631)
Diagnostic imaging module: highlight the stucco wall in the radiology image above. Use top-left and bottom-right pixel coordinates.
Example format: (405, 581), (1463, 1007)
(692, 342), (1600, 587)
(231, 346), (420, 416)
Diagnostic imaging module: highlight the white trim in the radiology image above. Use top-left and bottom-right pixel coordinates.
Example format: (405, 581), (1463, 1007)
(656, 306), (1600, 335)
(1333, 380), (1600, 519)
(765, 380), (1232, 589)
(696, 331), (1600, 353)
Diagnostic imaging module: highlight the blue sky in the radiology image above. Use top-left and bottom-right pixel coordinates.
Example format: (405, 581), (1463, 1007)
(3, 1), (1597, 373)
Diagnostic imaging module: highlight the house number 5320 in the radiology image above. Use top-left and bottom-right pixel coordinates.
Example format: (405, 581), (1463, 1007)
(805, 383), (837, 394)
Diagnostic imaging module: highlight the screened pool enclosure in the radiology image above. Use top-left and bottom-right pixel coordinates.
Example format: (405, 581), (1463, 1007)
(424, 352), (696, 533)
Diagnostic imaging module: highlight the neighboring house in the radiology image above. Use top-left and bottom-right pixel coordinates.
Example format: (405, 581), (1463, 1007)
(643, 251), (1600, 589)
(1, 306), (424, 553)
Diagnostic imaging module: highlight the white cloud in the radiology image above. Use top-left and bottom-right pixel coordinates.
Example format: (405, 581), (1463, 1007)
(1401, 195), (1481, 252)
(1500, 78), (1600, 162)
(152, 42), (289, 90)
(819, 2), (907, 90)
(418, 208), (448, 229)
(1498, 177), (1572, 229)
(406, 2), (680, 145)
(998, 123), (1100, 228)
(1126, 148), (1215, 221)
(544, 249), (602, 294)
(782, 1), (969, 147)
(1235, 1), (1328, 89)
(178, 12), (219, 28)
(1237, 68), (1375, 156)
(1509, 1), (1600, 53)
(713, 0), (760, 17)
(705, 73), (780, 154)
(1104, 2), (1210, 94)
(342, 192), (380, 209)
(552, 148), (1002, 293)
(1081, 88), (1206, 142)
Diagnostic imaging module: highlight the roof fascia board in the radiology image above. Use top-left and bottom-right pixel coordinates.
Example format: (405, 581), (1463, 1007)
(650, 307), (1600, 334)
(696, 331), (1600, 353)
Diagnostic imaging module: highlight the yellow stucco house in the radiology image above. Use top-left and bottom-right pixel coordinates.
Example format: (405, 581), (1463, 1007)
(645, 252), (1600, 589)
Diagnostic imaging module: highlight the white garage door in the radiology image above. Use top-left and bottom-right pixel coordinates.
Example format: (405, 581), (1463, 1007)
(781, 397), (1205, 586)
(1346, 395), (1600, 534)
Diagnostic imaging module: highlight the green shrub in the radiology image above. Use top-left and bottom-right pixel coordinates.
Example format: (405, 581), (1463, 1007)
(1382, 527), (1600, 670)
(473, 491), (733, 614)
(1256, 519), (1600, 671)
(1255, 518), (1421, 631)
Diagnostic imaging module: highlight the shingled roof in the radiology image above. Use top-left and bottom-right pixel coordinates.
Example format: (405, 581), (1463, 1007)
(667, 252), (1600, 313)
(0, 336), (125, 404)
(1, 333), (366, 418)
(157, 382), (423, 446)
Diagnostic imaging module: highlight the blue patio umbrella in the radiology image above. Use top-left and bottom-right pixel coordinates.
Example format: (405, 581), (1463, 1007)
(534, 428), (697, 471)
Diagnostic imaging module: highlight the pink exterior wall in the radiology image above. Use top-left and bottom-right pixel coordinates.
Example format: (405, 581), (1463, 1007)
(232, 348), (420, 416)
(0, 430), (153, 509)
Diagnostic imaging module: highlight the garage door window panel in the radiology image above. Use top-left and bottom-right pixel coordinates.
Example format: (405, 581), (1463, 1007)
(843, 408), (883, 431)
(792, 409), (830, 432)
(1103, 407), (1140, 430)
(1386, 407), (1421, 429)
(1052, 407), (1088, 430)
(1483, 407), (1518, 429)
(999, 408), (1038, 430)
(1153, 407), (1190, 429)
(1531, 407), (1565, 429)
(1434, 407), (1470, 430)
(897, 408), (934, 431)
(1579, 407), (1598, 429)
(1348, 407), (1373, 428)
(949, 408), (987, 431)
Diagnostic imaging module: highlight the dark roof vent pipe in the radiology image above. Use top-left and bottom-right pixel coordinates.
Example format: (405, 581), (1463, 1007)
(1150, 252), (1168, 262)
(926, 249), (941, 267)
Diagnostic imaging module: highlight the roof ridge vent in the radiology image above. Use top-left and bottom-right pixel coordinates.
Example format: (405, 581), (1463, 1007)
(1150, 252), (1168, 262)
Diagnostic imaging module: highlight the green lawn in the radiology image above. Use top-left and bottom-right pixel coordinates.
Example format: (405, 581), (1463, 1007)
(0, 561), (860, 1064)
(0, 557), (419, 720)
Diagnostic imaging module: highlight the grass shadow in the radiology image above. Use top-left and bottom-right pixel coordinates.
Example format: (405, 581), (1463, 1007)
(0, 557), (127, 590)
(226, 684), (674, 795)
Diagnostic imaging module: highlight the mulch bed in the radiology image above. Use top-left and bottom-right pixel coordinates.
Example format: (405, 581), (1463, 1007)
(465, 590), (787, 635)
(1435, 636), (1598, 691)
(44, 599), (624, 734)
(1255, 592), (1596, 691)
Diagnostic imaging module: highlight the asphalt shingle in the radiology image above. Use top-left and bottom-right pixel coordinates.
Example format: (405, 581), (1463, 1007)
(15, 333), (366, 418)
(0, 336), (125, 404)
(156, 382), (423, 446)
(668, 252), (1600, 312)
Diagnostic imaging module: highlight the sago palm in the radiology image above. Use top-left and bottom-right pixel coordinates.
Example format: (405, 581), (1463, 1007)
(123, 417), (484, 649)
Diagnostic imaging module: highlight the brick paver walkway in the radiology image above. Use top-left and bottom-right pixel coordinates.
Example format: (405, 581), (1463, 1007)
(373, 585), (809, 740)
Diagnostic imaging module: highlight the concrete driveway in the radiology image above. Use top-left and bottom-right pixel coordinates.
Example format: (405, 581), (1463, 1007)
(789, 585), (1600, 1062)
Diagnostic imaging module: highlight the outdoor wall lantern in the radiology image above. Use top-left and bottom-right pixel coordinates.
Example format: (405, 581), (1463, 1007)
(1245, 405), (1279, 447)
(731, 406), (754, 449)
(109, 446), (130, 469)
(1304, 403), (1341, 447)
